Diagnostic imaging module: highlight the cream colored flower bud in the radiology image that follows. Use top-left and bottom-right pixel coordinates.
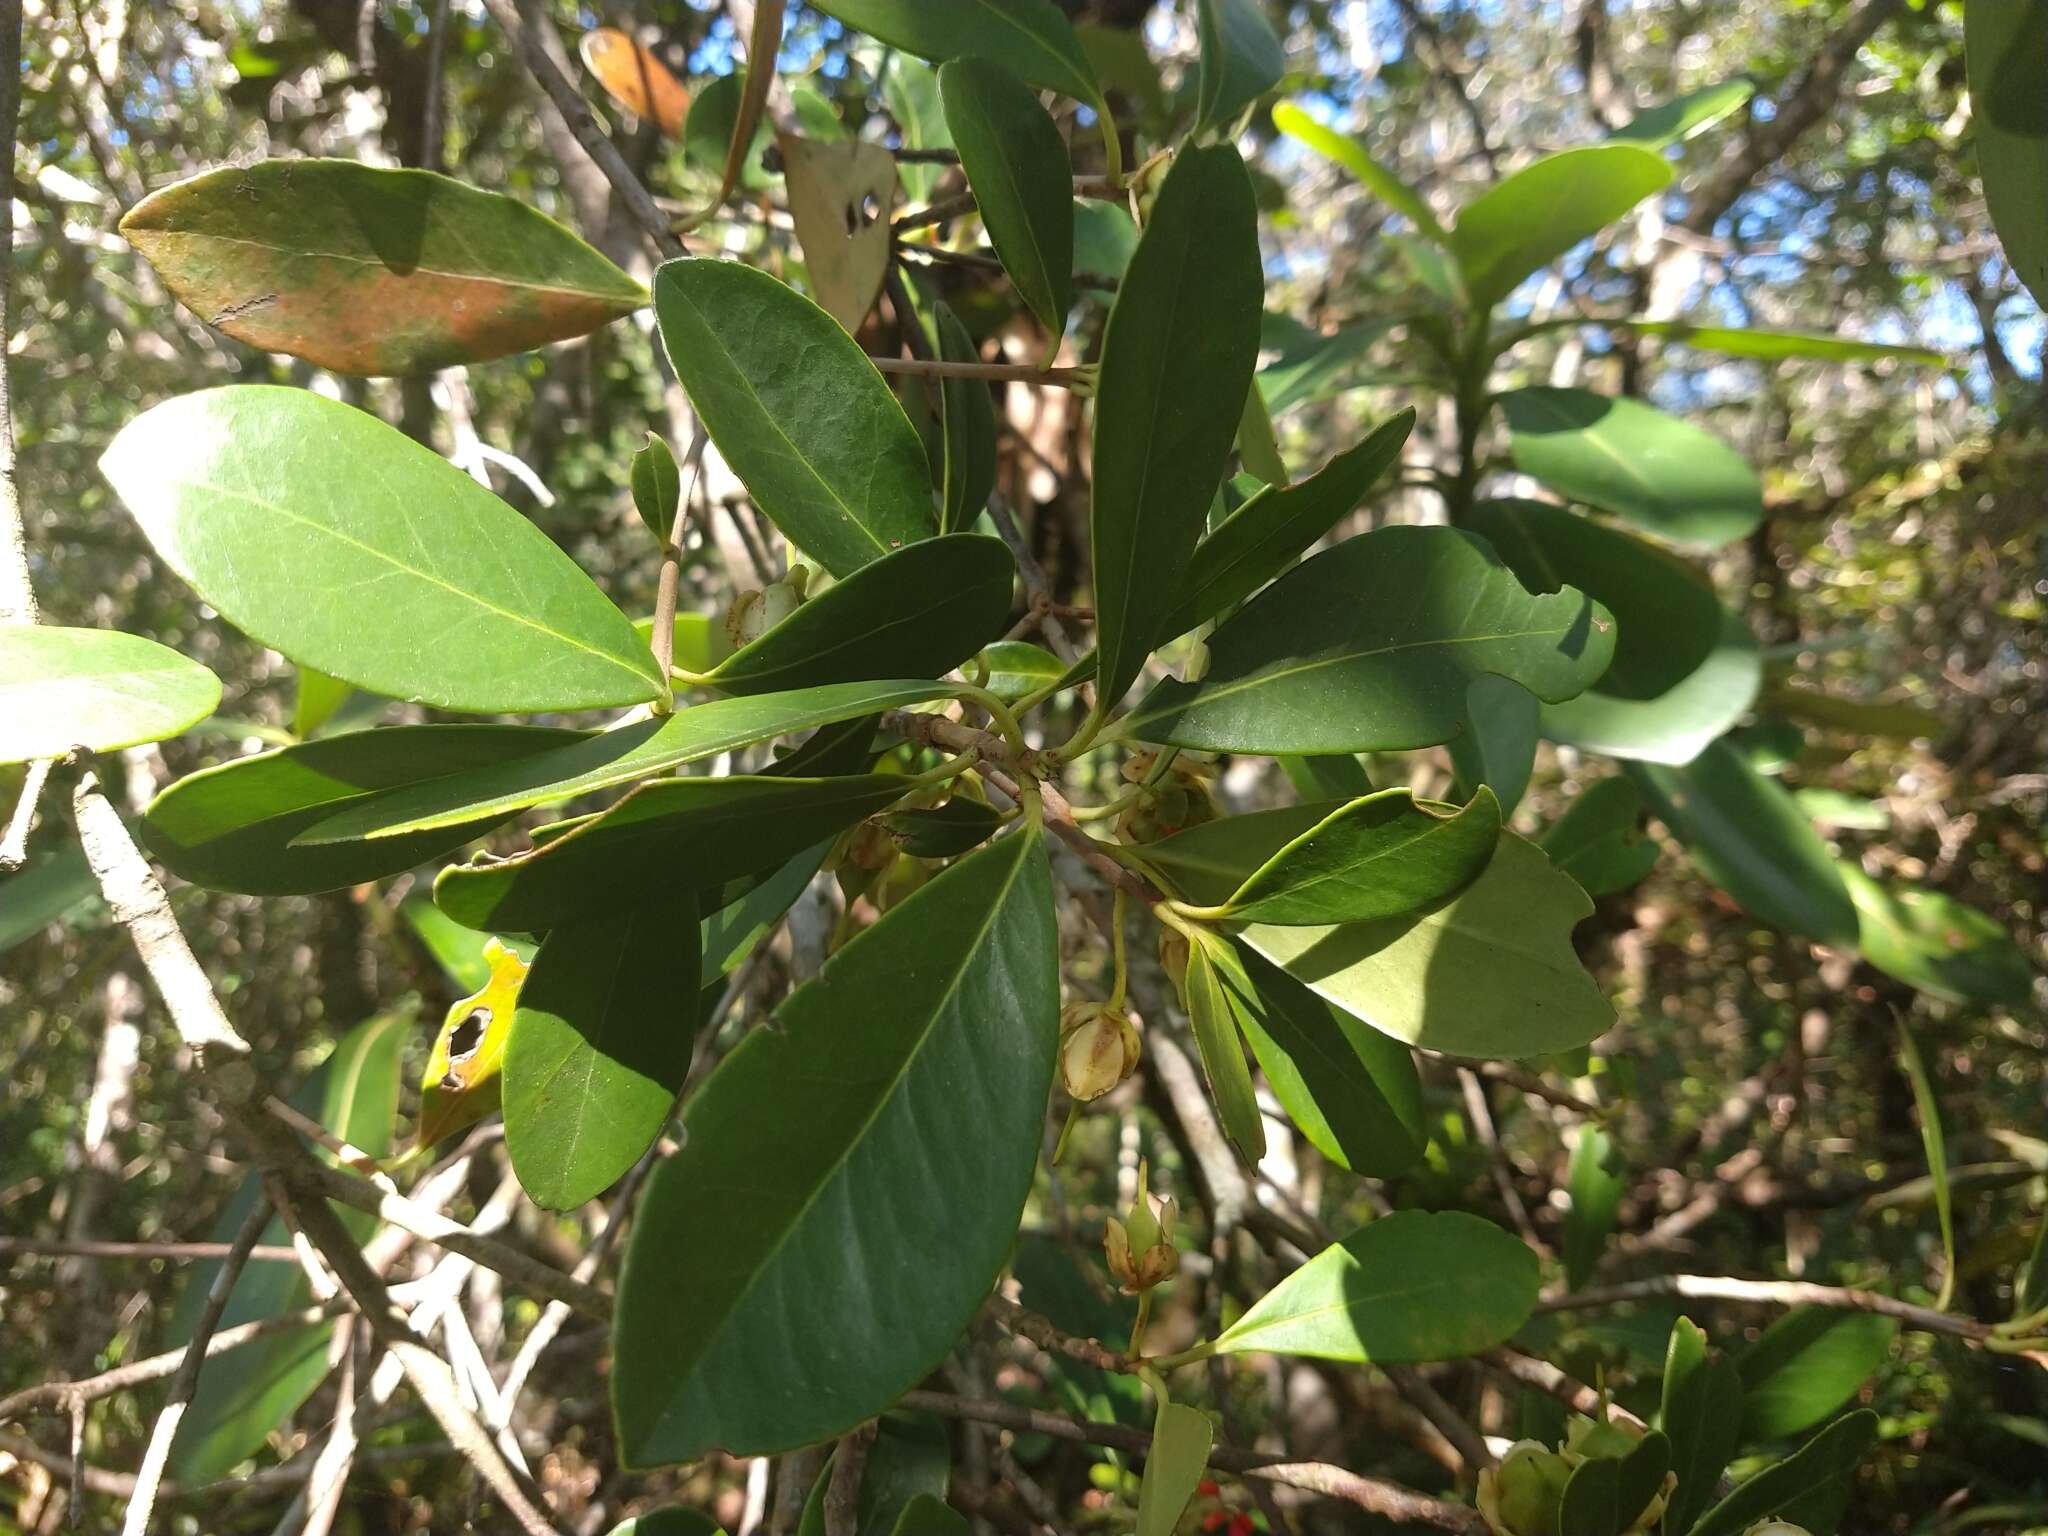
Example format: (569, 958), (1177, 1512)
(1059, 1001), (1141, 1102)
(1741, 1524), (1814, 1536)
(1477, 1440), (1572, 1536)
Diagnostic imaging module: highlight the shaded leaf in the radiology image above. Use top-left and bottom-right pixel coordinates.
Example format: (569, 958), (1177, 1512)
(0, 625), (220, 764)
(1072, 198), (1139, 280)
(1737, 1309), (1896, 1443)
(633, 433), (683, 544)
(291, 666), (351, 740)
(1660, 1318), (1743, 1536)
(1842, 862), (2034, 1007)
(1686, 1410), (1878, 1536)
(935, 305), (998, 533)
(1257, 319), (1397, 415)
(121, 160), (646, 374)
(890, 1494), (970, 1536)
(978, 640), (1066, 703)
(1194, 0), (1284, 135)
(677, 1), (784, 231)
(580, 29), (691, 136)
(1183, 934), (1267, 1163)
(1137, 1402), (1214, 1536)
(1608, 79), (1755, 147)
(1965, 0), (2048, 310)
(1272, 101), (1447, 242)
(701, 844), (830, 985)
(1561, 1430), (1670, 1536)
(1448, 675), (1540, 818)
(1450, 145), (1672, 310)
(1538, 776), (1658, 897)
(781, 133), (897, 330)
(884, 798), (1005, 858)
(797, 1418), (953, 1536)
(810, 0), (1102, 112)
(609, 1510), (724, 1536)
(1545, 604), (1761, 766)
(1562, 1123), (1624, 1290)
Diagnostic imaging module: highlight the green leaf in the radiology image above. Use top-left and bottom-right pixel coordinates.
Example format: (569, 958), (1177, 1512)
(1090, 142), (1263, 714)
(613, 831), (1058, 1462)
(1686, 1409), (1878, 1536)
(2019, 1209), (2048, 1323)
(1183, 934), (1267, 1164)
(1448, 675), (1540, 817)
(1232, 948), (1426, 1176)
(297, 680), (953, 844)
(1137, 1401), (1214, 1536)
(1123, 526), (1616, 755)
(1256, 319), (1397, 415)
(1279, 753), (1374, 801)
(1212, 1210), (1538, 1361)
(1160, 409), (1414, 641)
(1895, 1019), (1956, 1310)
(633, 433), (683, 543)
(1272, 101), (1447, 243)
(935, 306), (998, 533)
(978, 640), (1066, 703)
(686, 71), (772, 186)
(1072, 198), (1140, 280)
(654, 259), (936, 577)
(0, 625), (220, 764)
(881, 55), (953, 202)
(883, 798), (1005, 858)
(119, 160), (646, 375)
(610, 1511), (724, 1536)
(1965, 0), (2048, 311)
(1236, 382), (1287, 486)
(1545, 605), (1761, 766)
(1627, 741), (1857, 945)
(140, 724), (586, 896)
(811, 0), (1102, 109)
(1608, 79), (1755, 147)
(939, 57), (1074, 345)
(1194, 0), (1284, 136)
(636, 613), (727, 677)
(1842, 863), (2034, 1008)
(705, 535), (1013, 695)
(1609, 319), (1946, 368)
(890, 1494), (970, 1536)
(1497, 388), (1762, 547)
(171, 1011), (408, 1481)
(1204, 787), (1499, 925)
(1538, 777), (1657, 897)
(1660, 1318), (1742, 1536)
(701, 844), (830, 985)
(291, 666), (351, 740)
(101, 387), (664, 713)
(1736, 1310), (1896, 1443)
(434, 771), (912, 932)
(1449, 145), (1672, 310)
(0, 848), (102, 954)
(1761, 685), (1942, 742)
(1562, 1123), (1624, 1290)
(401, 893), (534, 992)
(505, 896), (699, 1211)
(1561, 1430), (1671, 1536)
(797, 1417), (953, 1536)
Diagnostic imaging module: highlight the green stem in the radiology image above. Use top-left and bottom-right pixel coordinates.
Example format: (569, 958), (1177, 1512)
(1145, 1339), (1217, 1373)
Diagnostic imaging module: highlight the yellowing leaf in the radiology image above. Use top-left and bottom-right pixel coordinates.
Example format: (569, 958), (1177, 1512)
(580, 28), (691, 137)
(779, 133), (898, 331)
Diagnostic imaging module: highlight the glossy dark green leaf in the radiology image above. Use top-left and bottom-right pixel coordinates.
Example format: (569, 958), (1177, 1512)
(700, 844), (829, 985)
(1965, 0), (2048, 310)
(613, 832), (1057, 1462)
(934, 305), (998, 533)
(1686, 1409), (1878, 1536)
(1090, 142), (1263, 713)
(1448, 675), (1540, 817)
(889, 1494), (970, 1536)
(1137, 1402), (1214, 1536)
(1538, 776), (1658, 897)
(298, 679), (952, 844)
(1627, 741), (1857, 945)
(1736, 1309), (1896, 1443)
(1562, 1123), (1624, 1290)
(505, 896), (699, 1211)
(1194, 0), (1284, 135)
(654, 259), (935, 577)
(978, 640), (1066, 702)
(1072, 198), (1140, 279)
(170, 1011), (407, 1481)
(939, 57), (1073, 344)
(140, 724), (586, 896)
(813, 0), (1101, 109)
(1213, 1210), (1538, 1361)
(1160, 409), (1414, 641)
(704, 535), (1013, 694)
(120, 160), (646, 375)
(1204, 787), (1499, 925)
(101, 387), (666, 713)
(1184, 934), (1267, 1164)
(435, 771), (911, 932)
(884, 798), (1005, 858)
(1450, 145), (1672, 310)
(633, 433), (683, 543)
(1608, 79), (1755, 147)
(1561, 1430), (1671, 1536)
(1123, 526), (1616, 755)
(797, 1417), (952, 1536)
(1841, 863), (2035, 1007)
(1660, 1318), (1742, 1536)
(1272, 102), (1447, 242)
(1233, 948), (1425, 1176)
(0, 625), (220, 764)
(1497, 388), (1762, 547)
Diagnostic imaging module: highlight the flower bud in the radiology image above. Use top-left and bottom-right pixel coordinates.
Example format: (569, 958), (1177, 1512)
(1059, 1000), (1141, 1102)
(1564, 1414), (1642, 1463)
(1477, 1441), (1572, 1536)
(722, 574), (806, 649)
(1741, 1525), (1814, 1536)
(1157, 928), (1191, 990)
(1115, 753), (1219, 844)
(1103, 1157), (1179, 1293)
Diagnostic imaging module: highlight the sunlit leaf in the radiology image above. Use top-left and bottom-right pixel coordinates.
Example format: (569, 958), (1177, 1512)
(1136, 1402), (1214, 1536)
(580, 28), (691, 136)
(0, 625), (219, 764)
(1449, 145), (1672, 310)
(1842, 863), (2034, 1007)
(1607, 78), (1754, 147)
(1272, 101), (1447, 243)
(780, 133), (897, 330)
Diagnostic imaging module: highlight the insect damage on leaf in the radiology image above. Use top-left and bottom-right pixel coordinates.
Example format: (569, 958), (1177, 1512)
(416, 937), (529, 1152)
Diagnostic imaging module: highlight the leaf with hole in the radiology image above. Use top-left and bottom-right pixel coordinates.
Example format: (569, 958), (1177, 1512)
(1449, 145), (1671, 310)
(780, 134), (897, 331)
(0, 625), (220, 765)
(613, 831), (1057, 1462)
(120, 160), (646, 374)
(101, 387), (665, 713)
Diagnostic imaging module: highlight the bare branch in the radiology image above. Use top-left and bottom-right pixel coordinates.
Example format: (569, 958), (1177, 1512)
(1539, 1273), (1994, 1344)
(0, 755), (56, 872)
(823, 1420), (878, 1536)
(0, 0), (37, 624)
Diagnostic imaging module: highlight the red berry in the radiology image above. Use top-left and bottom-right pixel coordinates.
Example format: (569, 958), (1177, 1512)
(1197, 1480), (1221, 1498)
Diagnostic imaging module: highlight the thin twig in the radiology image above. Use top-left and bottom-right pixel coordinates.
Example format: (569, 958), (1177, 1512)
(0, 1236), (302, 1264)
(823, 1420), (878, 1536)
(986, 1293), (1132, 1374)
(0, 0), (36, 625)
(1477, 1348), (1648, 1431)
(0, 754), (56, 871)
(1539, 1274), (1995, 1344)
(868, 356), (1089, 388)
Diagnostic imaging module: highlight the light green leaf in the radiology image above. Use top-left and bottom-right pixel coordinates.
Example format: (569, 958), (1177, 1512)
(434, 771), (910, 933)
(291, 666), (350, 740)
(1137, 1402), (1214, 1536)
(705, 535), (1014, 694)
(609, 1510), (724, 1536)
(1213, 1210), (1537, 1361)
(1194, 0), (1284, 136)
(1966, 0), (2048, 310)
(1538, 776), (1657, 897)
(139, 724), (587, 896)
(1544, 604), (1760, 766)
(1122, 526), (1616, 755)
(613, 832), (1058, 1462)
(1562, 1123), (1624, 1290)
(1449, 144), (1672, 310)
(1736, 1310), (1896, 1443)
(1608, 79), (1755, 147)
(1659, 1318), (1742, 1536)
(1232, 947), (1426, 1177)
(633, 433), (683, 543)
(401, 893), (535, 993)
(297, 679), (952, 844)
(1184, 934), (1267, 1163)
(1611, 319), (1946, 368)
(635, 613), (727, 676)
(939, 57), (1074, 345)
(1272, 101), (1447, 243)
(1686, 1409), (1877, 1536)
(119, 159), (646, 375)
(1895, 1018), (1956, 1310)
(0, 625), (220, 764)
(978, 640), (1066, 703)
(1447, 675), (1539, 818)
(811, 0), (1102, 110)
(934, 306), (998, 533)
(1842, 863), (2033, 1007)
(1627, 741), (1858, 945)
(101, 387), (664, 713)
(1256, 319), (1397, 415)
(654, 258), (935, 577)
(1236, 382), (1287, 486)
(1497, 388), (1762, 547)
(1089, 142), (1263, 715)
(505, 896), (699, 1211)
